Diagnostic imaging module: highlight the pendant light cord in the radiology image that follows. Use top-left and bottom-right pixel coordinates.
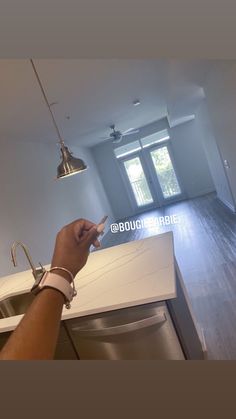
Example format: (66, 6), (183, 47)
(30, 59), (64, 146)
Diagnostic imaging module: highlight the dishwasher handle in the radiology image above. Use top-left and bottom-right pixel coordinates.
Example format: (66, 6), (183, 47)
(71, 312), (167, 337)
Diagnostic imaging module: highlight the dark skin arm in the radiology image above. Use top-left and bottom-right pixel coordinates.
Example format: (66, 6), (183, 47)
(0, 219), (100, 360)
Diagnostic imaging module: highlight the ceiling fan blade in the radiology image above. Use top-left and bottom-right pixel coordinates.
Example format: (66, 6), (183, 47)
(122, 129), (139, 136)
(122, 127), (135, 134)
(112, 137), (123, 144)
(100, 137), (112, 141)
(99, 135), (111, 139)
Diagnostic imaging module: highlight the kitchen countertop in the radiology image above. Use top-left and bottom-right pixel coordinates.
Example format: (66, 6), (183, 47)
(0, 231), (176, 333)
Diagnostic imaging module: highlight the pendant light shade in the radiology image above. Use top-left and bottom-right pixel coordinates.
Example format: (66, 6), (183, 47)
(57, 144), (87, 179)
(30, 59), (87, 179)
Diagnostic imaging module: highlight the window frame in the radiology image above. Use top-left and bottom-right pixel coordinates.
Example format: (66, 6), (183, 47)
(118, 152), (157, 212)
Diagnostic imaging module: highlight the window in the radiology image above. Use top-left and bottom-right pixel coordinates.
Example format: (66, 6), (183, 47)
(150, 146), (181, 198)
(140, 129), (170, 148)
(114, 140), (141, 159)
(114, 129), (170, 159)
(123, 157), (153, 206)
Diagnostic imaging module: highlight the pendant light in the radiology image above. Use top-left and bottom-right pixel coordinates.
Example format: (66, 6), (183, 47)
(30, 59), (87, 179)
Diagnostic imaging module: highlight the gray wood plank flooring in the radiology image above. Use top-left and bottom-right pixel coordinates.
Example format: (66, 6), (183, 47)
(99, 193), (236, 359)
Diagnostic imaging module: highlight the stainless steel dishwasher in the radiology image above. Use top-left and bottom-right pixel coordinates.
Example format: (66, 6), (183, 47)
(65, 301), (185, 360)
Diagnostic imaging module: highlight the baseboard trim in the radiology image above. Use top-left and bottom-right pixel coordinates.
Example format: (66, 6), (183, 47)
(217, 196), (236, 213)
(187, 189), (215, 199)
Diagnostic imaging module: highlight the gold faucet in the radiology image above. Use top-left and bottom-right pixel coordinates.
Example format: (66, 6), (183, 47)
(11, 241), (45, 282)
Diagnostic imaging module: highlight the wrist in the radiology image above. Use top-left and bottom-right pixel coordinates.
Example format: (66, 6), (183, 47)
(31, 270), (77, 309)
(38, 286), (65, 303)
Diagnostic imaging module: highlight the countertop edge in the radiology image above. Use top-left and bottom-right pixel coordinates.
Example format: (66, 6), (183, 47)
(0, 290), (177, 333)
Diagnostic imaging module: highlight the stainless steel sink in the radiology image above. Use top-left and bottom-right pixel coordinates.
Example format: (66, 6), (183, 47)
(0, 292), (35, 319)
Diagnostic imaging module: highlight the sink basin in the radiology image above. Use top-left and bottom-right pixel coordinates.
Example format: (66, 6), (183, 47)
(0, 292), (35, 319)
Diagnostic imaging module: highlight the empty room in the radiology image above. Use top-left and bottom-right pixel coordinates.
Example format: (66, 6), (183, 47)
(0, 59), (236, 360)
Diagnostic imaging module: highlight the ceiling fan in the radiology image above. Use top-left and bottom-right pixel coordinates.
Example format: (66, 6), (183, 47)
(101, 124), (140, 144)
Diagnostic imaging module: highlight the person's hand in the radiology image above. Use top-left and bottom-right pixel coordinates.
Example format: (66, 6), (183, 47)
(51, 218), (101, 280)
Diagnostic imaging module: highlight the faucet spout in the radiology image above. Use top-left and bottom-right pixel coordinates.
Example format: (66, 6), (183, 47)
(10, 241), (45, 282)
(11, 241), (36, 271)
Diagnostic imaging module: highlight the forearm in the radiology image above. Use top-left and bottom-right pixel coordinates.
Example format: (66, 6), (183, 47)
(0, 288), (64, 360)
(0, 218), (100, 360)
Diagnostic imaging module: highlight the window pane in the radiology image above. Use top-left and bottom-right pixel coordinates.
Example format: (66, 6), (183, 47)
(150, 146), (181, 198)
(140, 129), (170, 148)
(114, 140), (141, 158)
(124, 157), (153, 206)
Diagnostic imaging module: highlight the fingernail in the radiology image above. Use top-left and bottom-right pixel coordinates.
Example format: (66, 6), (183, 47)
(97, 224), (104, 234)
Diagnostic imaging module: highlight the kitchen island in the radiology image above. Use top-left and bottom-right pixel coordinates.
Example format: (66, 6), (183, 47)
(0, 232), (206, 359)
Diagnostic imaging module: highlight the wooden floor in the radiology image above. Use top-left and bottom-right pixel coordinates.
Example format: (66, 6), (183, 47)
(101, 193), (236, 360)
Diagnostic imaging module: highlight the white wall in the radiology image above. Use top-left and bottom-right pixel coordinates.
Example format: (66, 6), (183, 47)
(203, 61), (236, 210)
(91, 140), (133, 220)
(169, 119), (215, 199)
(92, 117), (215, 220)
(0, 140), (114, 277)
(194, 100), (235, 211)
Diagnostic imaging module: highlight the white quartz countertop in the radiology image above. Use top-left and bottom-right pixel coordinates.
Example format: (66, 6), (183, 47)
(0, 232), (176, 332)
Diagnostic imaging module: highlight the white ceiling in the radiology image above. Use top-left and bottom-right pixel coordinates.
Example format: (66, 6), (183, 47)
(0, 59), (216, 148)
